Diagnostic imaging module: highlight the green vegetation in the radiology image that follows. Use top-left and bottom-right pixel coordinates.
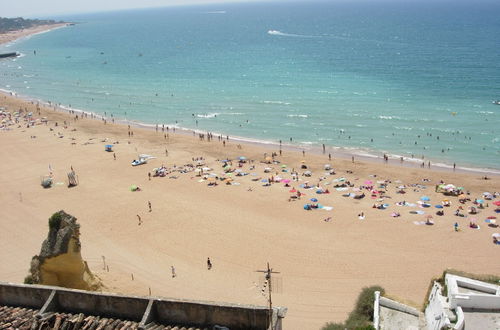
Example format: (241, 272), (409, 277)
(48, 212), (63, 230)
(23, 274), (34, 284)
(0, 17), (61, 33)
(322, 286), (384, 330)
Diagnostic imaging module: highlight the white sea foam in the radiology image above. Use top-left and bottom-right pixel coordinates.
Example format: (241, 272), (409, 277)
(263, 100), (291, 105)
(196, 113), (219, 118)
(287, 114), (308, 118)
(378, 115), (400, 120)
(267, 30), (319, 38)
(205, 10), (226, 14)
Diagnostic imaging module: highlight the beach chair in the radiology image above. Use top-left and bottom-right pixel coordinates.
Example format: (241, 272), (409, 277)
(41, 176), (53, 188)
(68, 171), (79, 187)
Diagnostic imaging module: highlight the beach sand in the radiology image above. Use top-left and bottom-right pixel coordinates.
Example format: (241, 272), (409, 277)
(0, 23), (68, 46)
(1, 92), (499, 329)
(1, 27), (500, 330)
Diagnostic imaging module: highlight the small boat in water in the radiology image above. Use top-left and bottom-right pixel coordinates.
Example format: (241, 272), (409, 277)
(0, 52), (19, 59)
(493, 100), (500, 105)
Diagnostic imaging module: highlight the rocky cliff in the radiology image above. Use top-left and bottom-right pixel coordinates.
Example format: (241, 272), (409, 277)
(26, 210), (101, 290)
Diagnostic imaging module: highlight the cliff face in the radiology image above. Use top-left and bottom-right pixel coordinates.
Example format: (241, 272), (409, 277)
(27, 211), (101, 291)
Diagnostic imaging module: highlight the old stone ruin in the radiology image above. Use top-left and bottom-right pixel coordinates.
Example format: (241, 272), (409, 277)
(25, 210), (101, 291)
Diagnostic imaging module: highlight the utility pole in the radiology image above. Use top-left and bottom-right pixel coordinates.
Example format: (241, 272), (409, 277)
(256, 262), (280, 330)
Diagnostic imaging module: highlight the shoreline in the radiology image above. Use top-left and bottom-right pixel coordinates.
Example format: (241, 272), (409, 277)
(0, 23), (70, 47)
(4, 88), (500, 177)
(1, 25), (498, 175)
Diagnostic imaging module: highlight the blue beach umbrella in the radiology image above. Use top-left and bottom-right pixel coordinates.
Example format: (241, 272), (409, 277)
(435, 205), (443, 209)
(476, 199), (485, 204)
(421, 196), (430, 201)
(310, 198), (318, 202)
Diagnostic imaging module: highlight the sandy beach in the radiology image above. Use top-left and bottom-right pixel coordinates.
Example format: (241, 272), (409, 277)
(0, 23), (68, 46)
(1, 27), (500, 330)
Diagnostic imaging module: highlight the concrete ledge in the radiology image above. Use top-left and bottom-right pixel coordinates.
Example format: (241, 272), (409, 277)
(379, 297), (420, 316)
(0, 282), (285, 330)
(453, 306), (464, 330)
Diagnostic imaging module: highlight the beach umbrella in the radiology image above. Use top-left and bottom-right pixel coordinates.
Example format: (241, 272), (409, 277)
(487, 216), (497, 219)
(485, 219), (496, 224)
(289, 188), (297, 193)
(310, 198), (318, 202)
(364, 180), (373, 185)
(282, 179), (291, 183)
(281, 164), (287, 168)
(420, 196), (430, 201)
(476, 199), (485, 204)
(483, 192), (491, 196)
(494, 201), (500, 206)
(239, 156), (247, 161)
(435, 205), (443, 209)
(261, 179), (269, 183)
(492, 233), (500, 238)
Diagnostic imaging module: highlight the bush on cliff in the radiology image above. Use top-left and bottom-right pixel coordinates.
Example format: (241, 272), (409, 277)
(321, 285), (384, 330)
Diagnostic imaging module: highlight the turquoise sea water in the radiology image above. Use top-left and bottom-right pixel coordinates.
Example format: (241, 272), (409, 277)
(1, 1), (499, 170)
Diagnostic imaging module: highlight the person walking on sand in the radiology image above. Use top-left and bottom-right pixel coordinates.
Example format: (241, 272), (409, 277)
(207, 257), (212, 270)
(148, 201), (152, 212)
(137, 214), (142, 225)
(171, 265), (176, 278)
(113, 152), (116, 160)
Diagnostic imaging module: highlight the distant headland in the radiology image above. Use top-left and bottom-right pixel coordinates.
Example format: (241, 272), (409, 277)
(0, 16), (71, 46)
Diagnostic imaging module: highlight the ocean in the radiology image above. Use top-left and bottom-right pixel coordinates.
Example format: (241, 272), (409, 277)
(1, 1), (499, 171)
